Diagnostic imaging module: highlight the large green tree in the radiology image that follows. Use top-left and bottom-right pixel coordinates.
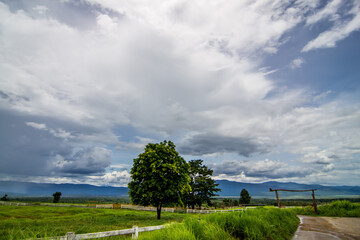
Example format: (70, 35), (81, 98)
(185, 159), (221, 209)
(128, 141), (190, 219)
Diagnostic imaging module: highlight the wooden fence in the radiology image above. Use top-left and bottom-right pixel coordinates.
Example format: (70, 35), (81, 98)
(28, 225), (167, 240)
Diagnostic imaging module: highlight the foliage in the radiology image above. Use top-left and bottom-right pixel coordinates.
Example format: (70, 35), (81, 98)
(0, 205), (187, 239)
(139, 208), (299, 240)
(184, 160), (221, 209)
(128, 141), (191, 219)
(0, 194), (8, 201)
(240, 189), (251, 204)
(52, 192), (62, 203)
(289, 200), (360, 217)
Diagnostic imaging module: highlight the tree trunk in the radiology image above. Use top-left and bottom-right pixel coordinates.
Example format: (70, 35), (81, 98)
(157, 204), (162, 219)
(192, 203), (195, 210)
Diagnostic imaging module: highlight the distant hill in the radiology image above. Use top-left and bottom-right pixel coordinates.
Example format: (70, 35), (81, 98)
(0, 180), (359, 198)
(0, 181), (128, 197)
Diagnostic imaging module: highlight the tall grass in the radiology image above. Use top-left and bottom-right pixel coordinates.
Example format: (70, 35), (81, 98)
(289, 200), (360, 217)
(140, 208), (299, 240)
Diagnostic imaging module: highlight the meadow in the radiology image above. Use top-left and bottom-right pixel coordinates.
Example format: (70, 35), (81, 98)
(139, 208), (299, 240)
(288, 200), (360, 217)
(0, 205), (186, 239)
(2, 200), (358, 239)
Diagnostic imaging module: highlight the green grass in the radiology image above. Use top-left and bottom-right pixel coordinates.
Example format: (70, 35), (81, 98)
(288, 200), (360, 217)
(0, 205), (187, 239)
(139, 208), (299, 240)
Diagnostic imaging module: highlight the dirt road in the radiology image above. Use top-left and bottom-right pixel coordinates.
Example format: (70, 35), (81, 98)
(292, 215), (360, 240)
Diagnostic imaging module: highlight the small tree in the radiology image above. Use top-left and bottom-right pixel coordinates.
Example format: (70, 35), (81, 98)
(1, 194), (8, 201)
(128, 141), (190, 219)
(184, 159), (221, 209)
(234, 199), (239, 206)
(53, 192), (62, 203)
(239, 189), (251, 204)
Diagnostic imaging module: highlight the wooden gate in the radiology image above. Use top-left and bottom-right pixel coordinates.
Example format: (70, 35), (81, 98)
(269, 188), (317, 214)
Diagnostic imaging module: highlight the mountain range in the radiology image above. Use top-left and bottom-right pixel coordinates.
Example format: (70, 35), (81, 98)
(1, 180), (359, 198)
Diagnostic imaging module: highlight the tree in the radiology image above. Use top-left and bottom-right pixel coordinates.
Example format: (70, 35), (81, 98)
(185, 159), (221, 209)
(128, 141), (190, 219)
(1, 194), (8, 201)
(239, 188), (251, 204)
(53, 192), (62, 203)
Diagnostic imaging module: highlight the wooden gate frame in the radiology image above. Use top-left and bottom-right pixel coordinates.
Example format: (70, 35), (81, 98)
(269, 188), (317, 214)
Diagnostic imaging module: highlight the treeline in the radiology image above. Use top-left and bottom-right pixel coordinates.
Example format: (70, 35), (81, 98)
(213, 197), (360, 207)
(2, 196), (132, 204)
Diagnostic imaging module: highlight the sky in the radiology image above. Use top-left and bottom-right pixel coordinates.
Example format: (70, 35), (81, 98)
(0, 0), (360, 187)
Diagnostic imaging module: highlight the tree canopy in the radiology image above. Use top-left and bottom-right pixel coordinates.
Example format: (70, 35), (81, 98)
(240, 188), (251, 204)
(52, 192), (61, 203)
(185, 159), (221, 209)
(128, 140), (190, 219)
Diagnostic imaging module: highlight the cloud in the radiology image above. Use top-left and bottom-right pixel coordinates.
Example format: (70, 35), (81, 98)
(306, 0), (343, 26)
(0, 1), (359, 186)
(101, 170), (131, 187)
(26, 122), (47, 130)
(210, 159), (313, 180)
(290, 58), (305, 69)
(179, 134), (270, 157)
(303, 2), (360, 52)
(50, 147), (112, 175)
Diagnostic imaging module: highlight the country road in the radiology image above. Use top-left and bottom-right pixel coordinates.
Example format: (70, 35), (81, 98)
(292, 215), (360, 240)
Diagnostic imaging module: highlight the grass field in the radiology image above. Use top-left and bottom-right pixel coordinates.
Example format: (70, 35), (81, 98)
(139, 208), (299, 240)
(0, 205), (187, 239)
(288, 200), (360, 217)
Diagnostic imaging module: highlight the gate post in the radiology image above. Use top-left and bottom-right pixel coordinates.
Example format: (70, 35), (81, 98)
(312, 190), (317, 214)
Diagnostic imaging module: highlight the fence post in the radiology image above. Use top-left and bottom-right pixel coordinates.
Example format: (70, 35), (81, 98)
(132, 226), (139, 239)
(66, 232), (75, 240)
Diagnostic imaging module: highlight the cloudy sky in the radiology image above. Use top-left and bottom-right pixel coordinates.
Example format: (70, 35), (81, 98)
(1, 0), (360, 187)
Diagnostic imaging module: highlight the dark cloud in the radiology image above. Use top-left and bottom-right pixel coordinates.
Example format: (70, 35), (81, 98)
(179, 134), (270, 157)
(51, 147), (111, 175)
(0, 111), (71, 176)
(210, 160), (313, 179)
(0, 110), (112, 178)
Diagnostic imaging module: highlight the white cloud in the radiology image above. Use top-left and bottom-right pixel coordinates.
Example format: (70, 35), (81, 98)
(101, 170), (131, 187)
(303, 2), (360, 52)
(26, 122), (47, 130)
(306, 0), (343, 26)
(32, 5), (49, 15)
(290, 58), (305, 69)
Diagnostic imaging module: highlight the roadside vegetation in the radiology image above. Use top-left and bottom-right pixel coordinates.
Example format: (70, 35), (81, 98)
(0, 205), (187, 239)
(139, 208), (299, 240)
(289, 200), (360, 217)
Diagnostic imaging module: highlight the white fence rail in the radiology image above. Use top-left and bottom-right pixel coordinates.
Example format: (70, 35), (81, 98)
(28, 225), (167, 240)
(186, 207), (256, 214)
(120, 204), (175, 213)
